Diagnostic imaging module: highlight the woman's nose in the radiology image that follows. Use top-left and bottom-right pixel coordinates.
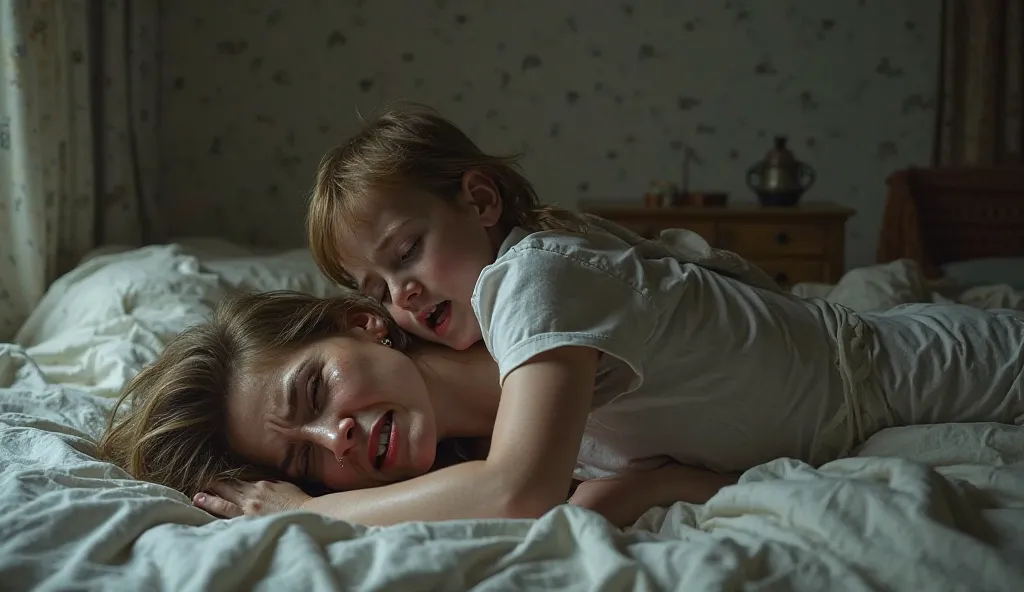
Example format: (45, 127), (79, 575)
(313, 417), (357, 463)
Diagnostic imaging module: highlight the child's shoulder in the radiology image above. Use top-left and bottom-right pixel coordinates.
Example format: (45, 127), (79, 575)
(483, 224), (651, 297)
(501, 222), (634, 264)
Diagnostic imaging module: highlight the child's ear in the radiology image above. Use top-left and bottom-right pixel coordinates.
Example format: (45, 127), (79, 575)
(342, 311), (389, 341)
(460, 170), (503, 228)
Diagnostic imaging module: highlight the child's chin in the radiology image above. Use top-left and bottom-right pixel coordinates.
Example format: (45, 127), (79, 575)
(449, 330), (484, 351)
(417, 327), (448, 346)
(459, 338), (483, 351)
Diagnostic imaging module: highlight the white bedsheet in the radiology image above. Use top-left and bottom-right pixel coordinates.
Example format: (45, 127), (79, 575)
(2, 247), (1024, 591)
(790, 259), (1024, 313)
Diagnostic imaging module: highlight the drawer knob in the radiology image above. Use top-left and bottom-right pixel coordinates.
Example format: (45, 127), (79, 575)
(774, 232), (791, 246)
(774, 271), (789, 284)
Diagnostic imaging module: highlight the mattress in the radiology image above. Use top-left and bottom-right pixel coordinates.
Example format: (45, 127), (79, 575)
(2, 245), (1023, 591)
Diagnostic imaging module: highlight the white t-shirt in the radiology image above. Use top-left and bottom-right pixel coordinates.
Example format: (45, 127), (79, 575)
(472, 222), (1024, 479)
(471, 224), (850, 477)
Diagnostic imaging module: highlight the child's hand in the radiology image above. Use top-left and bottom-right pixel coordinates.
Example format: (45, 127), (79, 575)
(193, 479), (312, 518)
(568, 474), (656, 528)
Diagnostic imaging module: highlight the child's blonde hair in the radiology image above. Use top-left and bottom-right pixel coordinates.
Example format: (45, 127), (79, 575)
(307, 103), (583, 287)
(96, 290), (409, 498)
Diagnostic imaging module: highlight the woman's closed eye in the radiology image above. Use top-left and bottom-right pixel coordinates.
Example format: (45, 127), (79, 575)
(299, 374), (322, 479)
(307, 373), (322, 414)
(301, 444), (313, 478)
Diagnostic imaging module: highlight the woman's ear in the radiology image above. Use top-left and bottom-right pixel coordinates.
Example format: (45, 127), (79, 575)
(342, 311), (389, 341)
(459, 170), (503, 228)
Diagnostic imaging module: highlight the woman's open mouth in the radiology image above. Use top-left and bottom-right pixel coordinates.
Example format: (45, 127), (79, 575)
(423, 301), (451, 336)
(372, 411), (396, 470)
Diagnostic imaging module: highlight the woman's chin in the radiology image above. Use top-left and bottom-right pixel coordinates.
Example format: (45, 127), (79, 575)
(405, 424), (438, 475)
(410, 449), (437, 476)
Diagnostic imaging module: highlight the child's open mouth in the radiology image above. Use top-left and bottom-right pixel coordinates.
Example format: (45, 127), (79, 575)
(423, 301), (451, 336)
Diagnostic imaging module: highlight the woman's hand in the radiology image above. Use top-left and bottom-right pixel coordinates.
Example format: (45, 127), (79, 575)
(193, 479), (313, 519)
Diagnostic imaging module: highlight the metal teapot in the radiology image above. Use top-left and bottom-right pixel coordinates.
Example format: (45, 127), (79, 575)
(746, 136), (816, 206)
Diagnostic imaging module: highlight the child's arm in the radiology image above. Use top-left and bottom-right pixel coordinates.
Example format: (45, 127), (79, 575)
(292, 345), (599, 525)
(569, 463), (738, 528)
(300, 346), (596, 524)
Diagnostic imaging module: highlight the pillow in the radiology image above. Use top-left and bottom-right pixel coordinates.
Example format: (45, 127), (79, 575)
(14, 240), (348, 397)
(941, 258), (1024, 291)
(174, 238), (344, 299)
(817, 259), (931, 312)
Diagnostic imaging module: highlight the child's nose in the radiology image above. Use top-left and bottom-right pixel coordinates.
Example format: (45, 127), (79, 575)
(391, 279), (422, 310)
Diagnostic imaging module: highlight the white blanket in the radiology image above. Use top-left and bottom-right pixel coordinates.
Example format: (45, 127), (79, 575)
(790, 259), (1024, 313)
(2, 245), (1024, 591)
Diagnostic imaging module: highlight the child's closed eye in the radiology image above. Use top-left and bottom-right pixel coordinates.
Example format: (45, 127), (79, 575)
(399, 236), (422, 264)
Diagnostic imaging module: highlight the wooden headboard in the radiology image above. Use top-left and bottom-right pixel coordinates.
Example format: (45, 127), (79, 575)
(877, 167), (1024, 278)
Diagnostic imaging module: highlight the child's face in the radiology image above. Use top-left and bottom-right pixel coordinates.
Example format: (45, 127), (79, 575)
(337, 173), (504, 350)
(226, 328), (438, 491)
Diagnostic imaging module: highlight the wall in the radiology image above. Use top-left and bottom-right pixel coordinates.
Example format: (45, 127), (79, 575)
(159, 0), (940, 268)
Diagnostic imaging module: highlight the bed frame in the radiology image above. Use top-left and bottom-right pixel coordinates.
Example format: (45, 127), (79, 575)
(877, 166), (1024, 278)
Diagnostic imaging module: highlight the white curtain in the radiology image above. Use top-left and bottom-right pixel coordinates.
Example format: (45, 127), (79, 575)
(0, 0), (161, 340)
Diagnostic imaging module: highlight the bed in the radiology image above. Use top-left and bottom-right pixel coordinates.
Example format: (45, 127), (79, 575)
(3, 189), (1024, 590)
(877, 166), (1024, 281)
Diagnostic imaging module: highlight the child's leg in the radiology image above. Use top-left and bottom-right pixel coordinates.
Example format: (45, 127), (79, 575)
(865, 303), (1024, 427)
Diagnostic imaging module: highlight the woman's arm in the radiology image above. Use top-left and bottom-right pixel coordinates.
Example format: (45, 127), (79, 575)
(569, 463), (739, 528)
(293, 346), (599, 525)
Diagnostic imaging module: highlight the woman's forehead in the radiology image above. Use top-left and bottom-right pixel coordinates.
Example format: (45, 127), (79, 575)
(231, 344), (313, 394)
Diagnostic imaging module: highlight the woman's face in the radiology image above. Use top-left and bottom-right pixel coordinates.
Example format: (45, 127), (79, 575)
(225, 329), (438, 491)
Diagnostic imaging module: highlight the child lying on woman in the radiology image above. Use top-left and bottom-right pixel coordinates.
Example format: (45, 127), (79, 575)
(101, 104), (1024, 529)
(99, 290), (731, 528)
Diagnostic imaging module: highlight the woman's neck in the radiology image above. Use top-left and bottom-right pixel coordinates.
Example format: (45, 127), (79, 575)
(410, 341), (500, 440)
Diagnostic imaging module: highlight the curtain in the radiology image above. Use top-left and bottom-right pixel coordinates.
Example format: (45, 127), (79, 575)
(0, 0), (160, 341)
(934, 0), (1024, 165)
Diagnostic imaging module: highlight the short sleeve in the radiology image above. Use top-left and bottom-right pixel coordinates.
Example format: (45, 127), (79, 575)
(472, 242), (659, 385)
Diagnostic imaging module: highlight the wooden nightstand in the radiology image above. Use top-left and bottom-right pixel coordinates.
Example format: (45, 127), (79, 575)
(578, 200), (856, 286)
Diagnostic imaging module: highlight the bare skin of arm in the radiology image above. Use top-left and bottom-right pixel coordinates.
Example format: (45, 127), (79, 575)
(198, 346), (735, 527)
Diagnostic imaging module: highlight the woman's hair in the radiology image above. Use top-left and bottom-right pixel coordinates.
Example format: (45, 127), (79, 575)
(96, 290), (409, 498)
(307, 103), (584, 287)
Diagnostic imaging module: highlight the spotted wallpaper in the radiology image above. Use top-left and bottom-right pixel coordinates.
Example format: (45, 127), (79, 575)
(159, 0), (939, 268)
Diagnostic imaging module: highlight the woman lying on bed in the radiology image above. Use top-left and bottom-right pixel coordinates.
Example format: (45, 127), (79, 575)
(99, 285), (1024, 529)
(98, 290), (734, 528)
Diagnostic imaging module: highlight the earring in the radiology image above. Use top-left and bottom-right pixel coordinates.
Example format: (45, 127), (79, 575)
(380, 337), (392, 348)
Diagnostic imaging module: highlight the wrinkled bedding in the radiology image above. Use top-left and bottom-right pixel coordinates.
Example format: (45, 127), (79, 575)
(2, 246), (1023, 591)
(790, 259), (1024, 313)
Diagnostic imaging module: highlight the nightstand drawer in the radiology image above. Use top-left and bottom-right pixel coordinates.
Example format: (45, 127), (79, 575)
(753, 259), (824, 286)
(578, 201), (854, 285)
(719, 222), (825, 256)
